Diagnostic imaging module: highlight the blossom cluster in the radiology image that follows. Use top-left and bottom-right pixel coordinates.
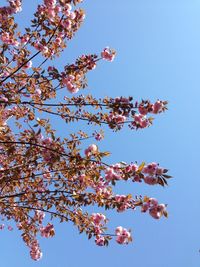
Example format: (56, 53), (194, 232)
(0, 0), (22, 23)
(0, 32), (18, 46)
(114, 195), (134, 212)
(84, 144), (98, 157)
(101, 47), (116, 62)
(90, 213), (107, 246)
(141, 198), (167, 219)
(59, 49), (115, 93)
(21, 210), (54, 260)
(104, 161), (167, 187)
(40, 223), (55, 238)
(91, 213), (132, 248)
(115, 226), (131, 245)
(62, 75), (79, 94)
(107, 97), (167, 130)
(29, 239), (43, 261)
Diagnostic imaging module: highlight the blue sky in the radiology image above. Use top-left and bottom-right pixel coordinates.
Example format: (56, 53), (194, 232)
(2, 1), (200, 266)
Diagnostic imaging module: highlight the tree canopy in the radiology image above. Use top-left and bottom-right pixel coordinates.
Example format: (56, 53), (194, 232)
(0, 0), (171, 260)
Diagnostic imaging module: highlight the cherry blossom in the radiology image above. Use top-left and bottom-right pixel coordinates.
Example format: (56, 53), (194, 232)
(115, 226), (132, 245)
(101, 47), (116, 62)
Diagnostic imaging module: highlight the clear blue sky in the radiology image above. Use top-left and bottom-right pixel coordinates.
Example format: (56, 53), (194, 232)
(2, 1), (200, 266)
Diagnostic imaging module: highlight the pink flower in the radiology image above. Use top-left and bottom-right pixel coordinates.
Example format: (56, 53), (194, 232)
(62, 19), (72, 30)
(93, 131), (103, 141)
(91, 213), (106, 225)
(144, 175), (158, 185)
(115, 195), (132, 212)
(42, 46), (49, 55)
(55, 5), (61, 13)
(95, 235), (105, 246)
(152, 100), (165, 114)
(84, 144), (98, 157)
(149, 207), (162, 219)
(101, 47), (116, 62)
(133, 174), (142, 182)
(62, 75), (79, 94)
(143, 162), (158, 175)
(55, 37), (62, 45)
(133, 114), (150, 129)
(108, 113), (126, 127)
(70, 11), (76, 20)
(125, 163), (138, 173)
(34, 41), (44, 51)
(47, 8), (56, 18)
(147, 199), (166, 219)
(21, 35), (29, 45)
(35, 88), (42, 96)
(40, 223), (55, 238)
(65, 4), (72, 11)
(1, 32), (13, 44)
(34, 42), (48, 55)
(105, 167), (121, 181)
(95, 186), (112, 198)
(115, 226), (131, 245)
